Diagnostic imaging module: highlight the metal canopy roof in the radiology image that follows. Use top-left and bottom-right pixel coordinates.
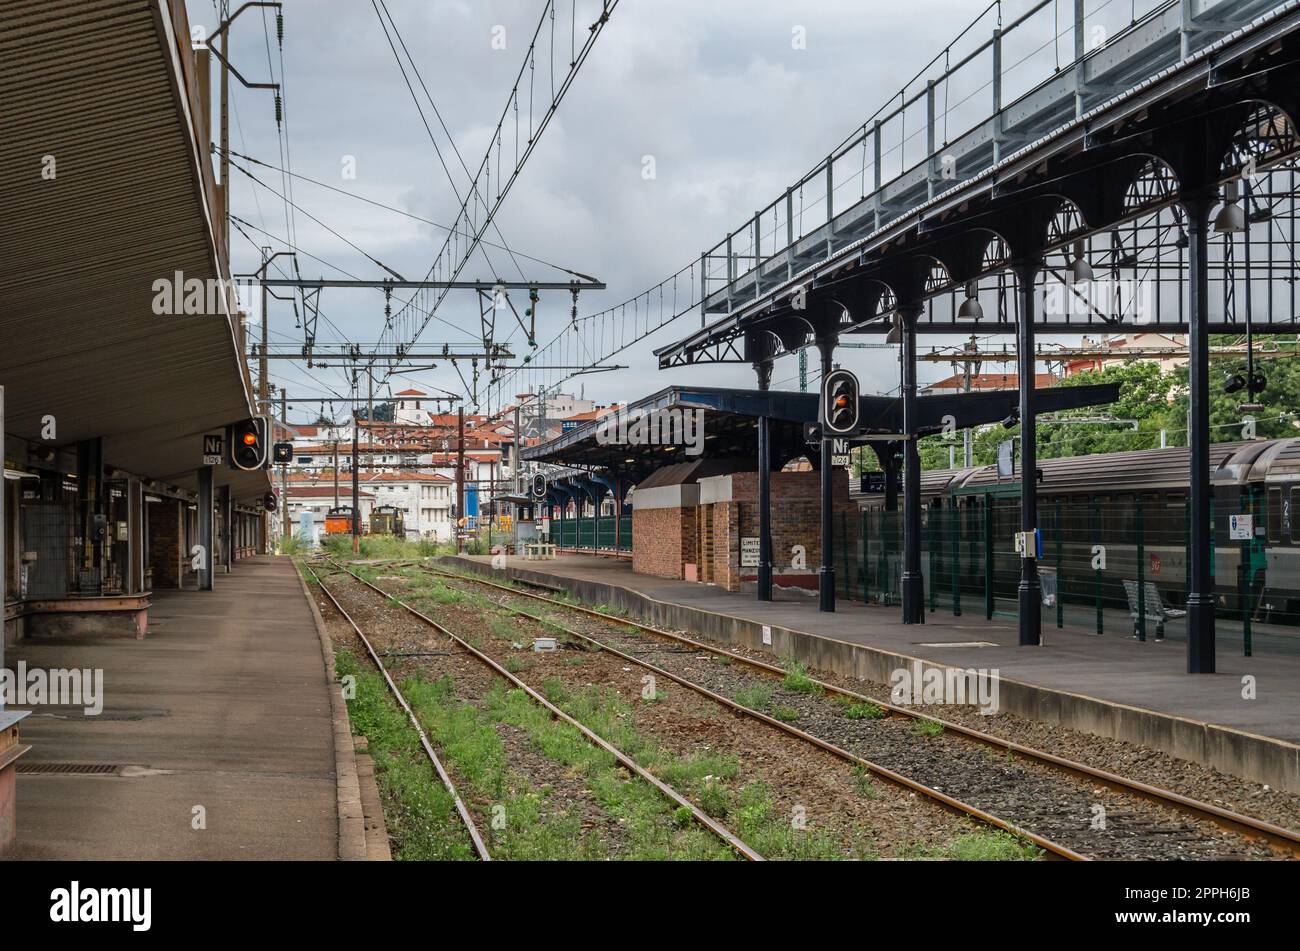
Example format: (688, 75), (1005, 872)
(521, 387), (819, 481)
(656, 1), (1300, 371)
(520, 382), (1120, 481)
(0, 0), (270, 502)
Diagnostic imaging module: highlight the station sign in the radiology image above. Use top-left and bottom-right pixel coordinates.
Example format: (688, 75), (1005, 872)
(859, 471), (900, 494)
(1229, 514), (1254, 541)
(997, 439), (1015, 478)
(202, 433), (223, 467)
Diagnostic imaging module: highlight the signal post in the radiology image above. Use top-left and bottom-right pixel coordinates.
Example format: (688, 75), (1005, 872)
(820, 366), (862, 614)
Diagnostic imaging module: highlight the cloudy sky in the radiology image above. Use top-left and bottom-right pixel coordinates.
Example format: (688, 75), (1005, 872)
(186, 0), (1088, 424)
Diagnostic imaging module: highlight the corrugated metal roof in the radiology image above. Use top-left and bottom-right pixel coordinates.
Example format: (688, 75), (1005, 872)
(957, 441), (1259, 495)
(0, 0), (269, 502)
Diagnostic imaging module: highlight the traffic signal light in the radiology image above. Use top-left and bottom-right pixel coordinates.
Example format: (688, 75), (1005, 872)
(821, 369), (860, 436)
(263, 492), (278, 512)
(272, 441), (293, 464)
(228, 417), (269, 470)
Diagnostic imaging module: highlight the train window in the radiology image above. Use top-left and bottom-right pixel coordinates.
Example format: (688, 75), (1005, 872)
(1108, 494), (1135, 543)
(1269, 488), (1283, 543)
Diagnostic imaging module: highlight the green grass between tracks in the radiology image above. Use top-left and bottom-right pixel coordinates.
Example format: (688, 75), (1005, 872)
(342, 565), (1043, 862)
(336, 650), (732, 861)
(335, 651), (474, 861)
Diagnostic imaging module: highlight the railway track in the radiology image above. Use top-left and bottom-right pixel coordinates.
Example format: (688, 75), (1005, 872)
(408, 560), (1300, 861)
(341, 558), (1084, 859)
(309, 557), (762, 861)
(304, 561), (492, 860)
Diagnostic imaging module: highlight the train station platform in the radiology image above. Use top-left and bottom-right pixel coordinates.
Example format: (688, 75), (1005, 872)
(449, 553), (1300, 794)
(5, 557), (349, 860)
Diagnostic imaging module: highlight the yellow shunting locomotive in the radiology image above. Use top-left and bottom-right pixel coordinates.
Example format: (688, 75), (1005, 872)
(368, 504), (406, 537)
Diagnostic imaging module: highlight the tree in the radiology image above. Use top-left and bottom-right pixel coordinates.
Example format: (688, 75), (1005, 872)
(1159, 338), (1300, 445)
(915, 339), (1300, 472)
(1036, 360), (1171, 458)
(355, 401), (395, 423)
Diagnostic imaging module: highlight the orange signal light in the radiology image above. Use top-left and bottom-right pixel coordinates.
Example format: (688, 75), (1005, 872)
(242, 432), (259, 446)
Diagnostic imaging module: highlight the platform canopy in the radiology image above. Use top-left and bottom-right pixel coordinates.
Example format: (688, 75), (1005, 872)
(0, 0), (270, 503)
(520, 382), (1119, 482)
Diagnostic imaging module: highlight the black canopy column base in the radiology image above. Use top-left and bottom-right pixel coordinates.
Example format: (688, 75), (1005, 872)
(1184, 191), (1217, 673)
(900, 304), (925, 625)
(1014, 258), (1042, 647)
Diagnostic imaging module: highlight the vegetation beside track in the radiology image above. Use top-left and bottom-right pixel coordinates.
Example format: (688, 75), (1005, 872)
(320, 571), (740, 861)
(334, 651), (475, 861)
(389, 566), (1033, 860)
(316, 558), (1051, 861)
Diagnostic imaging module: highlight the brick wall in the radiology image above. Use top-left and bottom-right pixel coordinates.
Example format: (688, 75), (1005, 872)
(711, 469), (855, 591)
(632, 506), (697, 579)
(149, 499), (184, 589)
(631, 470), (855, 590)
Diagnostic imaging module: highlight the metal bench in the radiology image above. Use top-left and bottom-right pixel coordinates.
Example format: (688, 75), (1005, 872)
(523, 542), (556, 561)
(1122, 579), (1186, 640)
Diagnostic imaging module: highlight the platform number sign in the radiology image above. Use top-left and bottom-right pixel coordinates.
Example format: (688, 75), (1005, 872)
(830, 438), (851, 468)
(202, 433), (223, 467)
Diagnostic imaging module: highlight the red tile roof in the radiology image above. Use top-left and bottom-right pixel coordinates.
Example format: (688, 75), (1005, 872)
(924, 372), (1057, 391)
(288, 485), (375, 499)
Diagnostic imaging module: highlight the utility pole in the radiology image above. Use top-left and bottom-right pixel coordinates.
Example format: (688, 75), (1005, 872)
(333, 439), (340, 508)
(366, 366), (374, 473)
(456, 406), (465, 554)
(219, 0), (230, 258)
(280, 388), (289, 542)
(513, 401), (521, 546)
(352, 405), (361, 556)
(258, 245), (270, 550)
(257, 254), (271, 410)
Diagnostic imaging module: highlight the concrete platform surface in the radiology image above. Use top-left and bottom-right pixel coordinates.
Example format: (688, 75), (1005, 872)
(5, 556), (338, 860)
(451, 554), (1300, 790)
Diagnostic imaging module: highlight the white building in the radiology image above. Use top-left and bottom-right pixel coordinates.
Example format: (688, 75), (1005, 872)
(288, 471), (457, 540)
(360, 471), (456, 540)
(394, 388), (440, 426)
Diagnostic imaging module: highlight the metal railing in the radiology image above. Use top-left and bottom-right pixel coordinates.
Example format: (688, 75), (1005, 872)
(701, 0), (1281, 316)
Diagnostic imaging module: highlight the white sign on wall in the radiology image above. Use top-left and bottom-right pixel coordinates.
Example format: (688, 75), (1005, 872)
(740, 536), (760, 567)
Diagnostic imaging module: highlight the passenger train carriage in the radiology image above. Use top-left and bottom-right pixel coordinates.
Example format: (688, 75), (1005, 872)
(856, 437), (1300, 625)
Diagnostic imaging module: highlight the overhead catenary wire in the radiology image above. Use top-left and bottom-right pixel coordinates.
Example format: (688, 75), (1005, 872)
(373, 0), (620, 388)
(213, 145), (590, 279)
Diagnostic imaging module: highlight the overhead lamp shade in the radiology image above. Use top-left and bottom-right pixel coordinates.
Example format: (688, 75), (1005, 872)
(885, 312), (903, 345)
(1214, 201), (1247, 234)
(957, 282), (983, 319)
(1070, 256), (1095, 283)
(1215, 180), (1247, 235)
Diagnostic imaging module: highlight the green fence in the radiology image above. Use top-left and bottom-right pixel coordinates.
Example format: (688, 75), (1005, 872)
(554, 514), (632, 552)
(833, 492), (1284, 653)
